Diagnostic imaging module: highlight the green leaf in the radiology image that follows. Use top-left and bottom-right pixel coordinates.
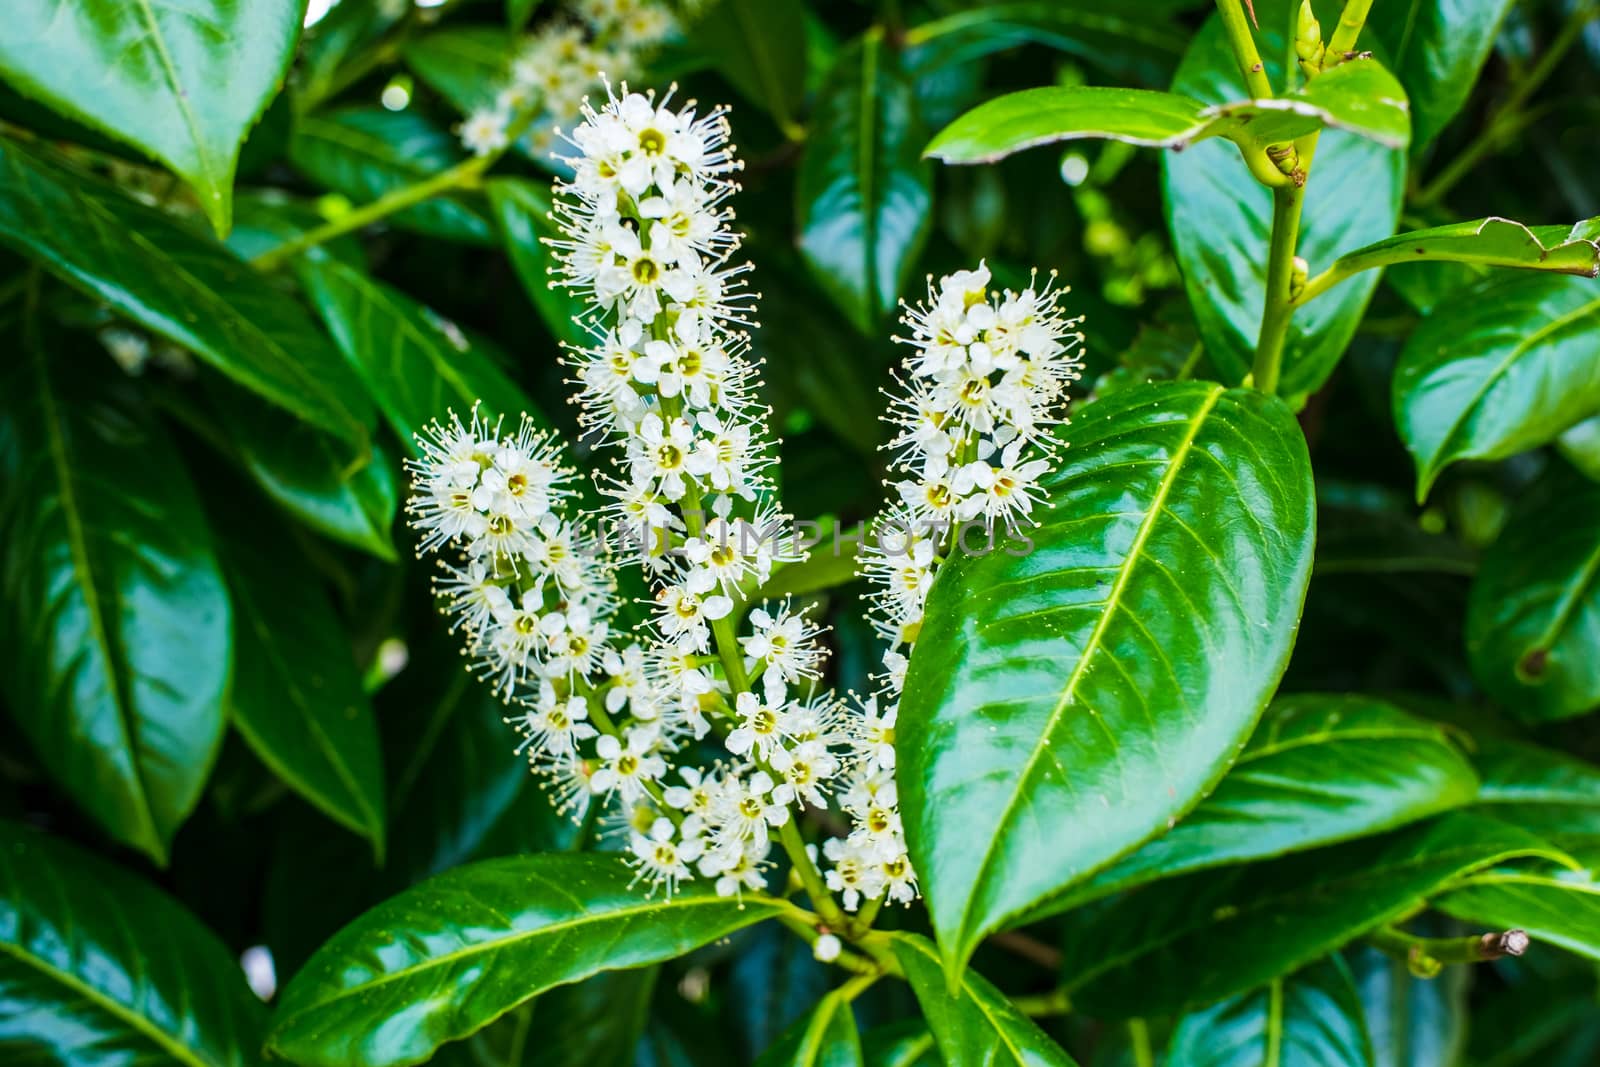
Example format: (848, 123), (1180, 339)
(0, 822), (266, 1066)
(891, 932), (1078, 1067)
(754, 990), (863, 1067)
(1466, 461), (1600, 722)
(1349, 943), (1467, 1067)
(487, 177), (595, 348)
(186, 375), (398, 560)
(1368, 0), (1518, 150)
(798, 34), (933, 334)
(1163, 1), (1404, 402)
(1306, 217), (1600, 302)
(433, 970), (659, 1067)
(0, 0), (302, 234)
(1473, 739), (1600, 868)
(0, 330), (231, 864)
(0, 137), (375, 448)
(405, 26), (515, 115)
(298, 0), (407, 112)
(1163, 957), (1374, 1067)
(509, 0), (543, 30)
(1024, 693), (1481, 918)
(860, 1022), (939, 1067)
(267, 854), (782, 1067)
(899, 382), (1315, 977)
(214, 498), (386, 857)
(1558, 414), (1600, 482)
(1057, 813), (1568, 1019)
(1435, 870), (1600, 963)
(902, 2), (1187, 88)
(297, 255), (542, 452)
(926, 61), (1409, 165)
(290, 108), (495, 244)
(1394, 274), (1600, 500)
(696, 0), (809, 133)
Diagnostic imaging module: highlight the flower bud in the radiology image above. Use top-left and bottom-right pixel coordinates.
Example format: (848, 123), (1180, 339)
(1295, 0), (1325, 75)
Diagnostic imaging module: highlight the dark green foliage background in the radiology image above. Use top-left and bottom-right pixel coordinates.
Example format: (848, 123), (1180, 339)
(1, 0), (1599, 1065)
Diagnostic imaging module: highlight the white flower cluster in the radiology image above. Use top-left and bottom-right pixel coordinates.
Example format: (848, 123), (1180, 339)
(829, 267), (1083, 905)
(457, 0), (676, 160)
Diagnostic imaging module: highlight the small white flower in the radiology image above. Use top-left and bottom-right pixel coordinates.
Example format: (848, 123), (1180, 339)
(813, 933), (842, 963)
(591, 725), (667, 803)
(460, 107), (510, 156)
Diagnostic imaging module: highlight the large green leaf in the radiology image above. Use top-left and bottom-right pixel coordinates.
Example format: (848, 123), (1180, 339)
(0, 0), (303, 234)
(753, 990), (863, 1067)
(0, 822), (266, 1066)
(1163, 1), (1404, 402)
(432, 970), (659, 1067)
(1349, 943), (1467, 1067)
(0, 138), (375, 447)
(1465, 461), (1600, 722)
(696, 0), (809, 134)
(860, 1022), (938, 1067)
(926, 61), (1409, 164)
(1024, 693), (1480, 918)
(289, 108), (494, 244)
(297, 254), (541, 452)
(891, 933), (1077, 1066)
(1435, 870), (1600, 963)
(203, 377), (399, 560)
(1472, 739), (1600, 867)
(1056, 813), (1567, 1019)
(1368, 0), (1517, 151)
(0, 331), (230, 863)
(268, 855), (782, 1067)
(214, 499), (386, 856)
(1394, 274), (1600, 499)
(487, 178), (594, 349)
(902, 2), (1186, 88)
(797, 34), (933, 334)
(1163, 957), (1374, 1067)
(899, 382), (1315, 976)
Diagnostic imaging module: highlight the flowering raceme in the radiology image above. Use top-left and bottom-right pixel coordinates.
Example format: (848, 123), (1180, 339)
(407, 86), (1083, 921)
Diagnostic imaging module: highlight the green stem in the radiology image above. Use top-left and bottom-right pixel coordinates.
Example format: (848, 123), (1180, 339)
(778, 815), (851, 931)
(1011, 987), (1072, 1017)
(838, 971), (882, 1002)
(1367, 925), (1530, 971)
(1128, 1020), (1154, 1067)
(1251, 141), (1313, 395)
(252, 99), (540, 271)
(1215, 0), (1275, 98)
(1324, 0), (1375, 62)
(1412, 3), (1600, 207)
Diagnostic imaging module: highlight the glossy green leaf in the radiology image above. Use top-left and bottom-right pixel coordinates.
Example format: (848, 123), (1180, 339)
(268, 854), (782, 1067)
(1368, 0), (1517, 150)
(433, 969), (659, 1067)
(0, 138), (374, 447)
(1025, 693), (1480, 918)
(0, 0), (302, 234)
(1057, 813), (1567, 1019)
(899, 382), (1315, 976)
(1465, 461), (1600, 721)
(927, 61), (1408, 165)
(1163, 957), (1374, 1067)
(1473, 739), (1600, 868)
(1394, 274), (1600, 499)
(0, 332), (230, 863)
(297, 254), (542, 452)
(1435, 870), (1600, 963)
(891, 933), (1077, 1067)
(754, 990), (863, 1067)
(696, 0), (809, 133)
(487, 177), (594, 348)
(214, 499), (386, 856)
(405, 27), (515, 115)
(1309, 218), (1600, 301)
(798, 34), (933, 334)
(0, 822), (266, 1066)
(1163, 1), (1403, 401)
(290, 109), (494, 244)
(1349, 943), (1467, 1067)
(1558, 414), (1600, 482)
(860, 1022), (939, 1067)
(200, 377), (399, 560)
(902, 3), (1186, 88)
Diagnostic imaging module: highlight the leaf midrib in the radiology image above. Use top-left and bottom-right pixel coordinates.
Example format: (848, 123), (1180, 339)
(27, 328), (160, 852)
(274, 891), (777, 1034)
(131, 0), (218, 206)
(953, 384), (1224, 950)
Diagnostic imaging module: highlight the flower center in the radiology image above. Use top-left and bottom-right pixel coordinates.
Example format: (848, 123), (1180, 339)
(739, 796), (762, 819)
(868, 808), (892, 834)
(488, 514), (513, 536)
(632, 257), (661, 284)
(710, 544), (736, 568)
(506, 472), (528, 496)
(656, 443), (684, 469)
(752, 708), (776, 734)
(617, 754), (639, 776)
(638, 127), (667, 154)
(514, 615), (537, 635)
(549, 709), (569, 729)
